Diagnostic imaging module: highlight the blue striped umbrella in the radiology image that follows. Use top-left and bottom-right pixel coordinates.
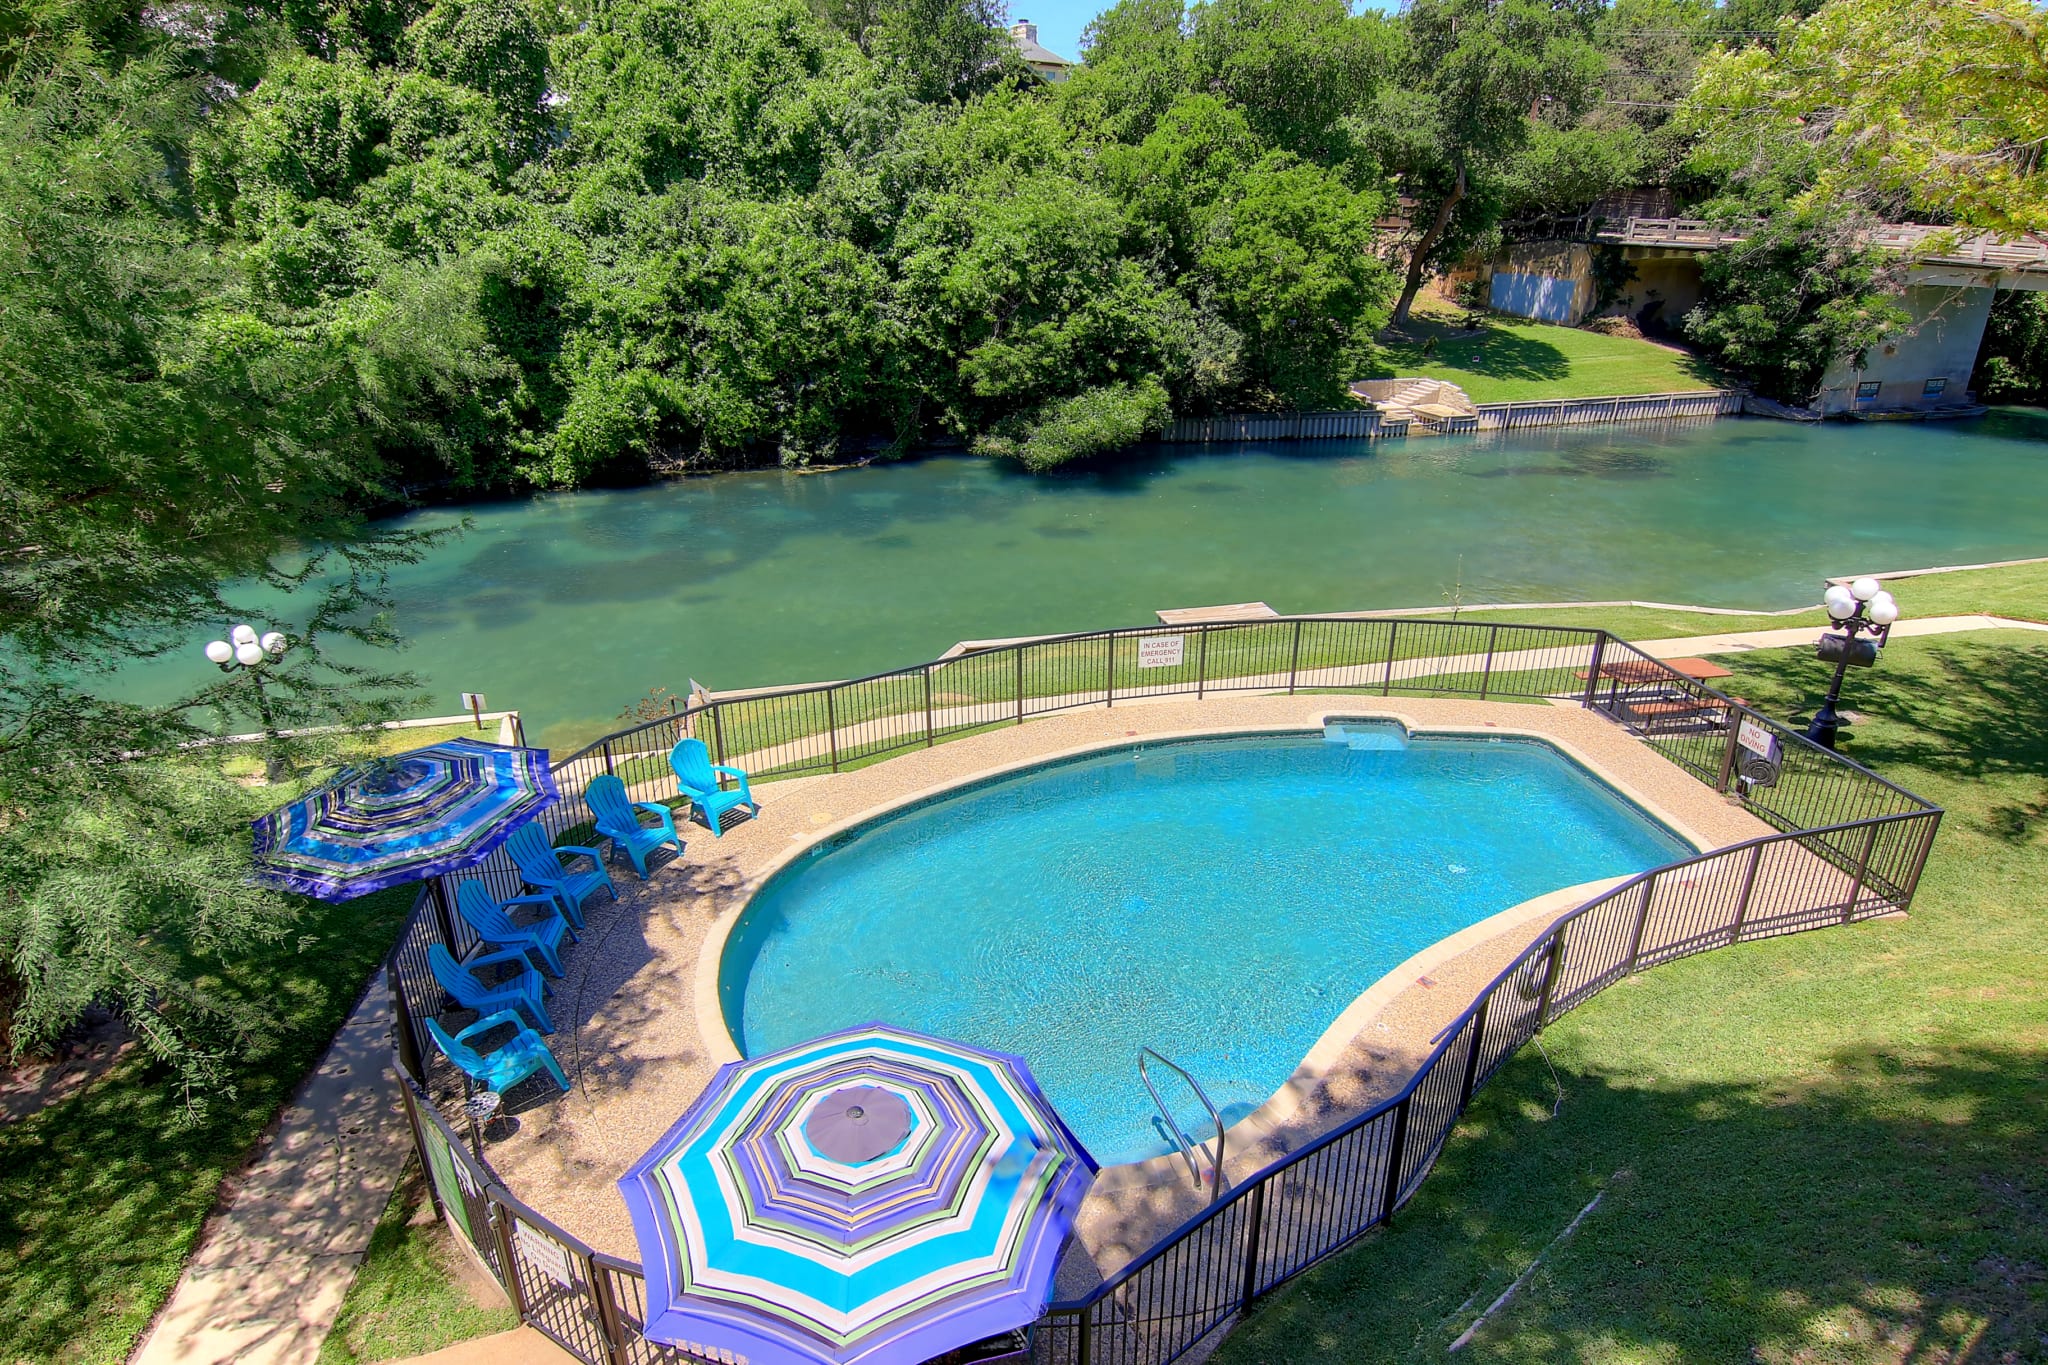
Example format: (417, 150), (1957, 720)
(249, 738), (559, 900)
(618, 1023), (1097, 1365)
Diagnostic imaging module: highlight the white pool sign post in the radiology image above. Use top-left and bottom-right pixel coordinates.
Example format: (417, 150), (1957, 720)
(460, 692), (487, 729)
(1807, 577), (1901, 750)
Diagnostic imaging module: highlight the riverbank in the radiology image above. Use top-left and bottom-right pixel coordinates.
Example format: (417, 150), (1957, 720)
(97, 412), (2048, 751)
(1368, 301), (1726, 403)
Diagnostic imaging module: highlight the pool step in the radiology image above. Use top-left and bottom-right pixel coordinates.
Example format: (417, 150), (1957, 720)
(1323, 720), (1410, 751)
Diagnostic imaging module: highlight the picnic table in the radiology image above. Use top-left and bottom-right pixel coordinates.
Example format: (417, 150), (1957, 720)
(1574, 656), (1734, 683)
(1576, 656), (1741, 732)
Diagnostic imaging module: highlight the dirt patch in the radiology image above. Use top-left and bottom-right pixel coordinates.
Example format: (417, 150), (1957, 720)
(0, 1008), (134, 1125)
(1582, 313), (1646, 339)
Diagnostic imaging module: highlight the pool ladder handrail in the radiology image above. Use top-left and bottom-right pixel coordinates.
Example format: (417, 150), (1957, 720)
(1137, 1047), (1228, 1204)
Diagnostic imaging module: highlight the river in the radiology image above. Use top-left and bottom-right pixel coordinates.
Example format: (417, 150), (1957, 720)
(119, 409), (2048, 749)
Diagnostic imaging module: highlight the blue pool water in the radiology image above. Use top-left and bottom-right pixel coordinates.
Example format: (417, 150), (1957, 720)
(721, 729), (1691, 1165)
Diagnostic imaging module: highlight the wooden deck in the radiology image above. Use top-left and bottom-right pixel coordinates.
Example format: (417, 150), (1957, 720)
(1155, 602), (1280, 626)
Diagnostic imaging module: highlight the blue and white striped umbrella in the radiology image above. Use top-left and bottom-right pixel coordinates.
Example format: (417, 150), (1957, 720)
(618, 1023), (1097, 1365)
(249, 738), (558, 900)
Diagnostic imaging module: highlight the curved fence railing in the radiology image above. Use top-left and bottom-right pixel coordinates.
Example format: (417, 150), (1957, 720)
(382, 615), (1941, 1365)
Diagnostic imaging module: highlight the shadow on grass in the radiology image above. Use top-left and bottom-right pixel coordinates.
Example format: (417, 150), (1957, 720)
(1672, 351), (1726, 389)
(1711, 635), (2048, 841)
(1214, 1041), (2048, 1364)
(1375, 320), (1573, 386)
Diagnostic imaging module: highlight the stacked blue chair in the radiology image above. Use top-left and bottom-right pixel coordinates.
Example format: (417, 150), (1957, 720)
(584, 774), (686, 879)
(506, 822), (615, 927)
(667, 738), (760, 838)
(428, 941), (554, 1033)
(425, 1013), (570, 1095)
(455, 879), (576, 977)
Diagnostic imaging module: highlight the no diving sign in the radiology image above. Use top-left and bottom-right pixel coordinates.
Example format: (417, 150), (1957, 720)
(1737, 716), (1778, 759)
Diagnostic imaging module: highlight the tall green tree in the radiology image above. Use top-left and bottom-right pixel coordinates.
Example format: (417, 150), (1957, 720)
(1683, 0), (2048, 234)
(1370, 0), (1604, 329)
(0, 0), (448, 1103)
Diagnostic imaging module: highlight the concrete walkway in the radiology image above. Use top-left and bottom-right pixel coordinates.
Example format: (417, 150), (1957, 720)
(392, 1327), (577, 1364)
(1621, 613), (2048, 658)
(132, 610), (2042, 1365)
(134, 974), (415, 1365)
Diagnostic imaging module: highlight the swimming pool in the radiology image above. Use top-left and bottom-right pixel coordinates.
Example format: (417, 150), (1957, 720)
(720, 727), (1691, 1165)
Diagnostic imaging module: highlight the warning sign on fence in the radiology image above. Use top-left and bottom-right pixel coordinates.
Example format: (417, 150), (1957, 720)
(1737, 716), (1777, 759)
(515, 1221), (576, 1288)
(1137, 635), (1186, 669)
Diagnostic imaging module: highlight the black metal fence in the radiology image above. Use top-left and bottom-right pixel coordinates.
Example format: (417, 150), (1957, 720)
(383, 615), (1941, 1365)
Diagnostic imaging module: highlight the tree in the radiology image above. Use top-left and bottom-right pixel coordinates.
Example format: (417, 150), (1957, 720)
(1683, 0), (2048, 234)
(1973, 291), (2048, 406)
(1369, 0), (1605, 329)
(1681, 208), (1909, 403)
(0, 1), (448, 1106)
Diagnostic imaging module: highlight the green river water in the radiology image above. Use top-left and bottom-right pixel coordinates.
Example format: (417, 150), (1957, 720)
(125, 410), (2048, 749)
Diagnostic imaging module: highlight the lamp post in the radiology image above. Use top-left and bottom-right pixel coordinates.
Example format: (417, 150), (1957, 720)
(1805, 577), (1901, 750)
(205, 623), (289, 780)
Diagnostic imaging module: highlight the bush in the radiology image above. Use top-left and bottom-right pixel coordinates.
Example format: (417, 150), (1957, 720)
(1974, 290), (2048, 404)
(974, 380), (1172, 472)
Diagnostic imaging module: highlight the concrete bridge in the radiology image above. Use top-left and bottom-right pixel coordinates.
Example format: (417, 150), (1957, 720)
(1483, 217), (2048, 415)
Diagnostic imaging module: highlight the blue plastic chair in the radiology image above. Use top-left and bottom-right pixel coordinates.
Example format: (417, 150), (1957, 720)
(668, 738), (759, 837)
(584, 774), (686, 879)
(425, 1012), (569, 1095)
(428, 942), (554, 1033)
(506, 822), (615, 927)
(455, 879), (576, 977)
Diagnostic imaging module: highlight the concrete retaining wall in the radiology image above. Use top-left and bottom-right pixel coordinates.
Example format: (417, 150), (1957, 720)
(1159, 389), (1745, 444)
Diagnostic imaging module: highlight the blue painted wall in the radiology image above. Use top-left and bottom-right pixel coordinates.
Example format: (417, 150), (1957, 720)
(1490, 272), (1581, 324)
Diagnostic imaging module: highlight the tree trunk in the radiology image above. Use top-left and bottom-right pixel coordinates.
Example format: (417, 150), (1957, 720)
(1389, 162), (1469, 330)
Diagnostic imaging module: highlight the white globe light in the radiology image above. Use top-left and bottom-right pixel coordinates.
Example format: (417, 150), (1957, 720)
(259, 631), (287, 654)
(204, 639), (234, 664)
(1824, 586), (1857, 620)
(1869, 596), (1900, 626)
(1850, 576), (1882, 602)
(230, 623), (258, 645)
(235, 641), (265, 666)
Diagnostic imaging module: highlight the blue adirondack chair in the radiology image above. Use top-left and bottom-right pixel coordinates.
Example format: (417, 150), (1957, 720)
(668, 738), (759, 837)
(428, 941), (554, 1033)
(455, 879), (575, 978)
(506, 822), (615, 927)
(425, 1012), (569, 1095)
(584, 774), (685, 878)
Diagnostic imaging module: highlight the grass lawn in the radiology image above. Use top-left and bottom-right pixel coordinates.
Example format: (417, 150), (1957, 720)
(317, 1160), (516, 1363)
(0, 882), (420, 1365)
(214, 719), (502, 781)
(1367, 306), (1725, 404)
(1213, 628), (2048, 1364)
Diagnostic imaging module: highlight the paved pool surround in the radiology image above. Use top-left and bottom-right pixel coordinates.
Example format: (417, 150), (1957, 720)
(472, 695), (1774, 1292)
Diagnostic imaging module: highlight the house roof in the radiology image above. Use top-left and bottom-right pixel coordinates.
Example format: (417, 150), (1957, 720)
(1008, 22), (1075, 69)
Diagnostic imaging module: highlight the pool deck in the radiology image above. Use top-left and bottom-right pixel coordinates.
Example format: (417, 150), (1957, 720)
(459, 695), (1777, 1288)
